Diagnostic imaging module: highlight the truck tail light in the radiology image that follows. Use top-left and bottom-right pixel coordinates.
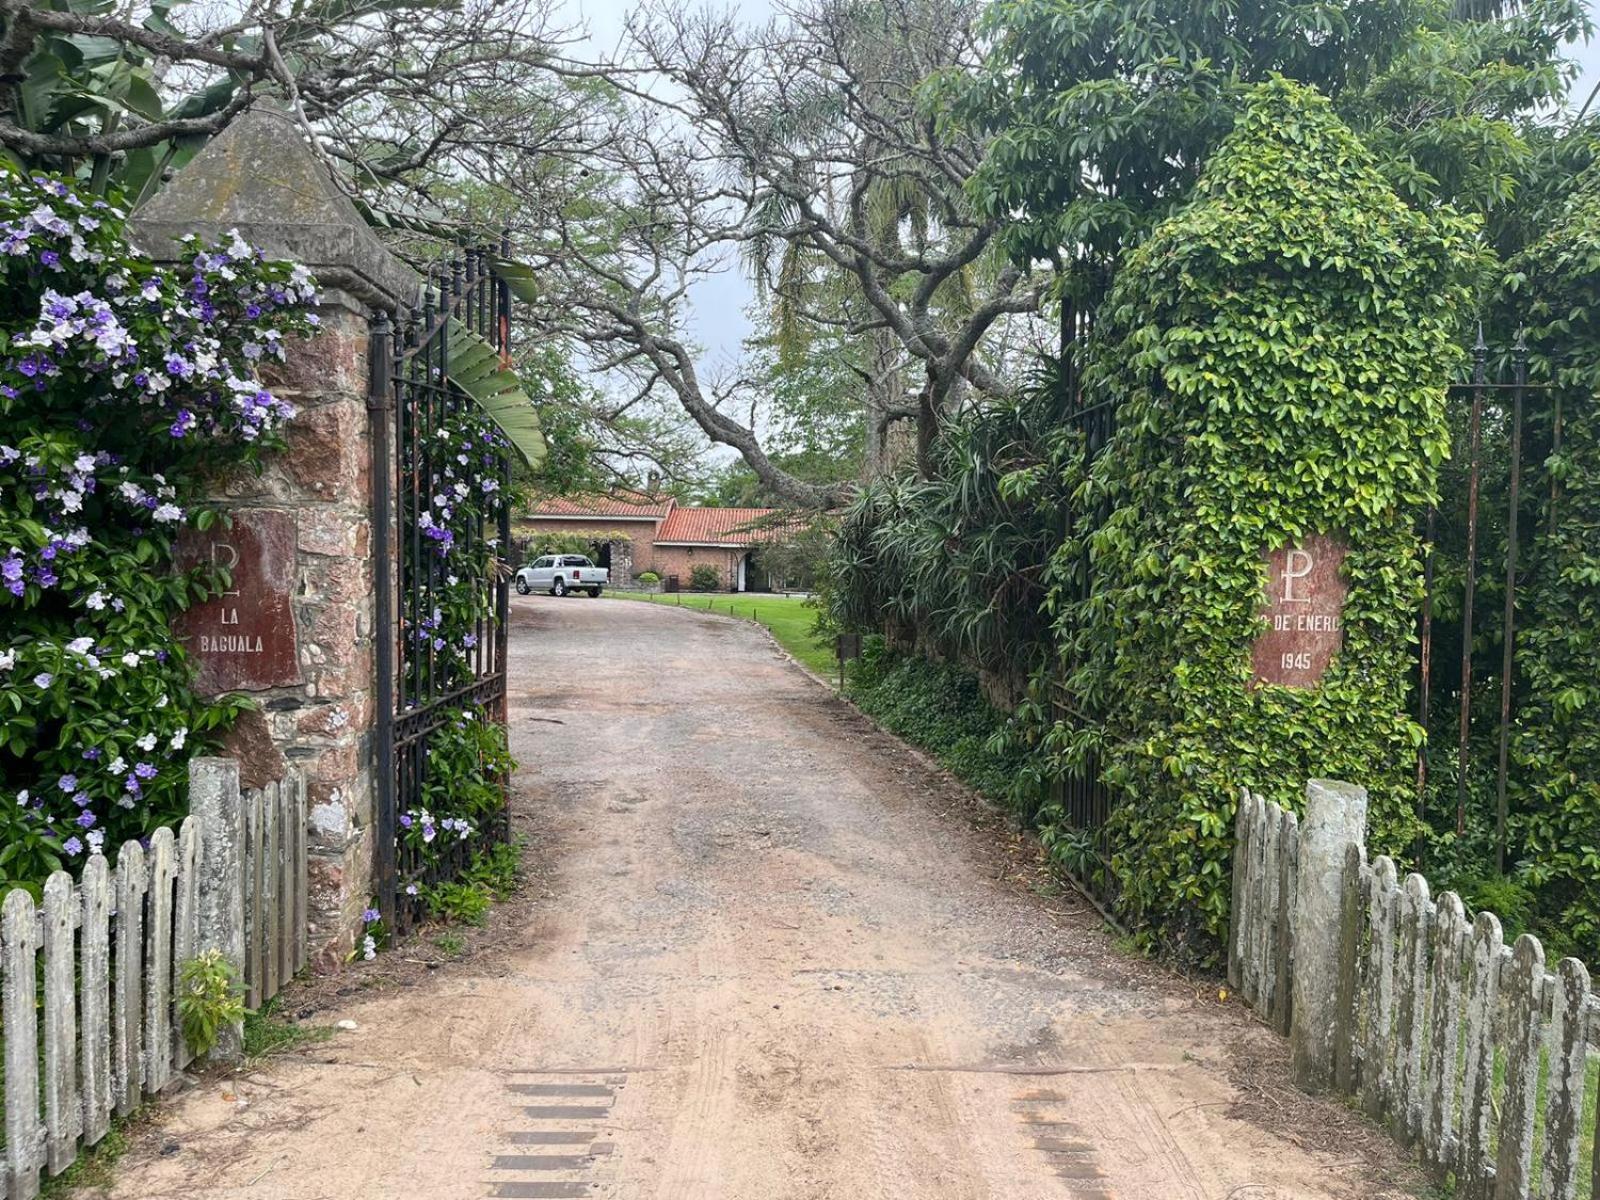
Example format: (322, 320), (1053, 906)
(573, 569), (582, 580)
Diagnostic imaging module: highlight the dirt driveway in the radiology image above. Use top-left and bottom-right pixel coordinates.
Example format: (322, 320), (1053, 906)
(98, 595), (1421, 1200)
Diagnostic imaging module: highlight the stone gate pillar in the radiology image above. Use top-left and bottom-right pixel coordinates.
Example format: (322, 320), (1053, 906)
(131, 106), (417, 968)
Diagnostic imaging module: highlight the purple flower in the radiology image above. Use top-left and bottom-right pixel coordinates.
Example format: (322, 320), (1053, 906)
(33, 672), (52, 687)
(57, 774), (77, 791)
(39, 250), (59, 268)
(133, 762), (157, 780)
(62, 837), (83, 857)
(75, 811), (95, 829)
(362, 907), (381, 924)
(169, 408), (195, 438)
(399, 813), (413, 828)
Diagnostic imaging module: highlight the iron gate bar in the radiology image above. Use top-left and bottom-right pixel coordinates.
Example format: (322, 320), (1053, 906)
(1416, 504), (1435, 847)
(371, 241), (516, 934)
(1455, 329), (1487, 837)
(369, 307), (398, 924)
(1493, 337), (1528, 874)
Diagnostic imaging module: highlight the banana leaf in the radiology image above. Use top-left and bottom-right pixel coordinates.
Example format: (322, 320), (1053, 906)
(445, 318), (546, 468)
(486, 255), (538, 305)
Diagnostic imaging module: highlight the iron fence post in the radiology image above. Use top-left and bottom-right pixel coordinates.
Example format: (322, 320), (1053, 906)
(368, 307), (398, 924)
(1455, 327), (1488, 838)
(1494, 334), (1528, 873)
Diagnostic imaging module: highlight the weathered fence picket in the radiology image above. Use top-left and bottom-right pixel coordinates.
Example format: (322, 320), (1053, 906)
(1230, 791), (1302, 1027)
(1362, 856), (1400, 1120)
(1542, 958), (1590, 1200)
(3, 886), (43, 1198)
(0, 762), (308, 1199)
(1231, 779), (1600, 1200)
(1423, 891), (1465, 1167)
(1394, 873), (1431, 1146)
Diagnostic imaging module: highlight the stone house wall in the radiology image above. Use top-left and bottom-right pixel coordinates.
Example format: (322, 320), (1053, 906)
(652, 545), (747, 591)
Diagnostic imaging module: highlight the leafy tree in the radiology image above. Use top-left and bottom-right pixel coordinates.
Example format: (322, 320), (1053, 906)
(0, 0), (604, 221)
(945, 0), (1588, 302)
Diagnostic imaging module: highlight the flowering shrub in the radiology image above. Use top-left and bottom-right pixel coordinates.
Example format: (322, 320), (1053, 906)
(0, 166), (316, 892)
(395, 704), (512, 903)
(405, 410), (514, 699)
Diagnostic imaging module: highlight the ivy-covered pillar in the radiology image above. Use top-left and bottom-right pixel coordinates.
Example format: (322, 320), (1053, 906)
(130, 107), (418, 968)
(1060, 81), (1482, 958)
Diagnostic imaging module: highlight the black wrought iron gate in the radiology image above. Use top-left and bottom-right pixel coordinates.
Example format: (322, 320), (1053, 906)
(369, 243), (514, 933)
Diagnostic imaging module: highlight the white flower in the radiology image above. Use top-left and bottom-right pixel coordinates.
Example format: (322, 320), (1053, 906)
(135, 732), (156, 752)
(108, 757), (127, 776)
(362, 935), (377, 961)
(16, 789), (28, 806)
(155, 693), (168, 709)
(86, 830), (104, 852)
(0, 649), (13, 672)
(66, 636), (94, 655)
(169, 727), (187, 751)
(152, 503), (183, 523)
(120, 652), (139, 668)
(73, 454), (95, 473)
(58, 489), (83, 513)
(85, 591), (106, 611)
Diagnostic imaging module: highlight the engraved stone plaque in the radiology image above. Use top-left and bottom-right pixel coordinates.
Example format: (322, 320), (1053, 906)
(1251, 534), (1348, 689)
(174, 510), (300, 694)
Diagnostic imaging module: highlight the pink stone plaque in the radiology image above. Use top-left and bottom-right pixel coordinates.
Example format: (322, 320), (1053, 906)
(174, 510), (300, 694)
(1251, 534), (1348, 689)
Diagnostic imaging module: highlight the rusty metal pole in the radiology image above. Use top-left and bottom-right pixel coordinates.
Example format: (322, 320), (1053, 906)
(1456, 328), (1487, 837)
(1416, 505), (1436, 855)
(1493, 335), (1528, 874)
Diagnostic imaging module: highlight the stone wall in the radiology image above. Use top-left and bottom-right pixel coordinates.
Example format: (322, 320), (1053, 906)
(131, 105), (416, 969)
(205, 299), (376, 967)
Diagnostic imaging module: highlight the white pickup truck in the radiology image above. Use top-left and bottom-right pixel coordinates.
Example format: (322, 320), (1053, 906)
(515, 554), (608, 598)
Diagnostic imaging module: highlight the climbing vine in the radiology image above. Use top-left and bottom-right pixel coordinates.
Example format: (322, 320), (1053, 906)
(0, 166), (316, 893)
(1040, 81), (1483, 959)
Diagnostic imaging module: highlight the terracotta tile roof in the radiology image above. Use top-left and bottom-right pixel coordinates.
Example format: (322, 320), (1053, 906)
(526, 493), (673, 520)
(656, 507), (805, 546)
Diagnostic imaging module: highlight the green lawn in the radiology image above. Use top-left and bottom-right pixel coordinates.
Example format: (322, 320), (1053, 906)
(606, 591), (836, 679)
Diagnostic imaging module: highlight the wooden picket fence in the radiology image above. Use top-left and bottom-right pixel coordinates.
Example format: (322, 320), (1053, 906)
(1230, 789), (1600, 1198)
(1228, 790), (1299, 1037)
(242, 771), (309, 1010)
(0, 763), (307, 1200)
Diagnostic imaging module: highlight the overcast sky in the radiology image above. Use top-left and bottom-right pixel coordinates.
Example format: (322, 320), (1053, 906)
(563, 0), (1600, 367)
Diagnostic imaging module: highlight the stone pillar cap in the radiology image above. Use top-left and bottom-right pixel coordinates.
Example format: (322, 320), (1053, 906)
(129, 105), (419, 312)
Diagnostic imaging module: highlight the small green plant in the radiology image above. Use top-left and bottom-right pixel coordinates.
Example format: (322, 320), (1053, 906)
(636, 570), (661, 585)
(40, 1125), (130, 1196)
(434, 931), (467, 957)
(176, 950), (246, 1057)
(242, 997), (334, 1059)
(422, 879), (493, 925)
(464, 840), (523, 899)
(688, 563), (721, 592)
